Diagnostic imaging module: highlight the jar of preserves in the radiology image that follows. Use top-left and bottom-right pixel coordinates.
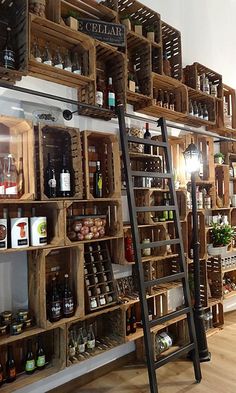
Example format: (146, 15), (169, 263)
(142, 238), (151, 256)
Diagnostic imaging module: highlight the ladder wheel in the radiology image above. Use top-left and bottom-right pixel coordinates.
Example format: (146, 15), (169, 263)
(196, 379), (201, 384)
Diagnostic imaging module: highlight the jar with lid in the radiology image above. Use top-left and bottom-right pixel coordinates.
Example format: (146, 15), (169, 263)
(90, 297), (97, 309)
(99, 295), (106, 306)
(1, 311), (12, 323)
(142, 238), (151, 256)
(10, 320), (23, 336)
(17, 309), (29, 323)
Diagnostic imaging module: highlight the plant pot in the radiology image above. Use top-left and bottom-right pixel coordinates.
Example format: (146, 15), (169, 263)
(147, 31), (155, 42)
(121, 18), (131, 31)
(66, 16), (78, 31)
(214, 157), (223, 164)
(134, 25), (143, 35)
(207, 244), (228, 256)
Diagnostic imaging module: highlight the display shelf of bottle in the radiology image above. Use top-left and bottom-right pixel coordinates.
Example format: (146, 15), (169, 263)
(184, 114), (216, 127)
(187, 86), (217, 102)
(126, 89), (152, 104)
(186, 179), (214, 185)
(0, 327), (45, 347)
(129, 152), (165, 160)
(0, 67), (25, 84)
(207, 297), (223, 307)
(28, 14), (95, 88)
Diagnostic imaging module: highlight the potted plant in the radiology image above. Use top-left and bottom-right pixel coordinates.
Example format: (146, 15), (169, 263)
(214, 152), (224, 164)
(65, 10), (79, 31)
(120, 14), (131, 31)
(207, 223), (235, 256)
(134, 21), (143, 35)
(146, 26), (155, 42)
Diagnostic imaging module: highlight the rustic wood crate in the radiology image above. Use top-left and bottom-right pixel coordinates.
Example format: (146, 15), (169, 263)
(82, 130), (121, 199)
(0, 116), (35, 201)
(152, 45), (162, 75)
(188, 259), (208, 307)
(67, 308), (124, 366)
(47, 0), (117, 25)
(0, 201), (64, 250)
(130, 154), (163, 189)
(35, 124), (83, 201)
(29, 14), (95, 88)
(215, 84), (236, 131)
(183, 62), (223, 99)
(186, 87), (217, 126)
(207, 257), (223, 301)
(187, 212), (206, 260)
(65, 199), (123, 245)
(0, 327), (66, 391)
(28, 245), (84, 329)
(211, 300), (224, 328)
(0, 0), (28, 84)
(215, 164), (230, 208)
(161, 21), (182, 81)
(84, 241), (118, 313)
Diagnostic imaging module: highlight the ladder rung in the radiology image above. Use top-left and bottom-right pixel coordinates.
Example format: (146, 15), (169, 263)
(131, 171), (171, 179)
(127, 136), (167, 148)
(144, 272), (185, 288)
(135, 206), (176, 212)
(155, 343), (195, 369)
(149, 307), (192, 328)
(140, 239), (180, 249)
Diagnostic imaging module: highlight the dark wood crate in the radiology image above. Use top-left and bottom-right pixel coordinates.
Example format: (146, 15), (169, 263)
(186, 87), (216, 126)
(207, 257), (223, 301)
(161, 21), (182, 81)
(215, 84), (236, 131)
(28, 245), (84, 329)
(0, 0), (28, 84)
(183, 62), (223, 99)
(215, 164), (230, 208)
(35, 124), (83, 201)
(188, 259), (208, 307)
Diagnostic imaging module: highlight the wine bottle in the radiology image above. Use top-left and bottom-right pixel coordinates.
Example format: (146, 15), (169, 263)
(130, 307), (137, 333)
(189, 99), (193, 116)
(133, 64), (140, 93)
(87, 324), (95, 350)
(168, 193), (174, 220)
(18, 157), (24, 198)
(144, 123), (151, 154)
(126, 309), (131, 336)
(169, 93), (175, 111)
(6, 345), (16, 383)
(25, 339), (35, 375)
(3, 27), (15, 69)
(53, 47), (63, 69)
(32, 40), (42, 63)
(43, 42), (52, 66)
(96, 76), (104, 108)
(59, 154), (71, 197)
(156, 89), (163, 107)
(68, 330), (76, 358)
(44, 153), (57, 198)
(107, 77), (115, 110)
(93, 161), (102, 198)
(78, 327), (85, 353)
(36, 335), (46, 370)
(64, 50), (72, 72)
(49, 276), (62, 322)
(163, 91), (169, 109)
(72, 52), (82, 75)
(62, 273), (74, 317)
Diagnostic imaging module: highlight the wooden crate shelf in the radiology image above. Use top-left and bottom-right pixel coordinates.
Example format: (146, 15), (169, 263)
(185, 87), (217, 126)
(29, 14), (95, 88)
(0, 327), (66, 393)
(0, 0), (27, 84)
(35, 124), (83, 201)
(188, 259), (208, 307)
(207, 257), (223, 301)
(161, 21), (182, 81)
(212, 84), (236, 133)
(82, 130), (121, 200)
(215, 164), (230, 208)
(0, 116), (35, 201)
(28, 245), (84, 329)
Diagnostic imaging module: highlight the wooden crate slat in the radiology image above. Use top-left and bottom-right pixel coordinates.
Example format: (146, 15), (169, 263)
(161, 20), (182, 81)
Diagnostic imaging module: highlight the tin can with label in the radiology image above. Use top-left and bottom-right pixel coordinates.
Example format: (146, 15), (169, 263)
(30, 216), (47, 246)
(11, 217), (29, 248)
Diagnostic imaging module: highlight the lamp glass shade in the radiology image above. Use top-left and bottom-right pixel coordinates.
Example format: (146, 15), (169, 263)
(183, 143), (200, 173)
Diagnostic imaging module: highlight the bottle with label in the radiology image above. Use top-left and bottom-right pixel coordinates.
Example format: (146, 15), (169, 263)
(210, 84), (217, 97)
(169, 93), (175, 111)
(163, 51), (171, 77)
(0, 362), (3, 387)
(96, 76), (104, 108)
(107, 77), (116, 110)
(78, 327), (85, 353)
(3, 27), (15, 69)
(3, 154), (18, 198)
(64, 50), (72, 72)
(156, 89), (163, 107)
(133, 64), (140, 94)
(32, 40), (42, 63)
(6, 345), (16, 383)
(193, 101), (198, 117)
(204, 76), (210, 94)
(93, 161), (102, 198)
(53, 47), (63, 69)
(198, 103), (203, 119)
(49, 276), (62, 322)
(87, 324), (95, 350)
(43, 42), (52, 66)
(0, 208), (8, 250)
(162, 193), (169, 221)
(72, 52), (82, 75)
(68, 330), (76, 359)
(36, 335), (46, 370)
(130, 307), (137, 333)
(168, 193), (174, 220)
(203, 104), (209, 121)
(126, 309), (131, 336)
(163, 91), (169, 109)
(59, 154), (71, 197)
(44, 153), (57, 198)
(144, 123), (151, 154)
(189, 99), (193, 116)
(25, 339), (35, 375)
(62, 274), (74, 317)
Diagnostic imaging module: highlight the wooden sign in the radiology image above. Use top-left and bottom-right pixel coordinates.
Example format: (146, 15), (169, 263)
(78, 18), (126, 47)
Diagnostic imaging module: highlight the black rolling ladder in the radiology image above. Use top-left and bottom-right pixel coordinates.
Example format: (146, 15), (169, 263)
(117, 105), (202, 393)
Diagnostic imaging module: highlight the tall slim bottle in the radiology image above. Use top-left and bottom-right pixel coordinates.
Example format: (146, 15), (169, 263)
(107, 77), (116, 110)
(144, 123), (151, 154)
(59, 154), (71, 197)
(3, 27), (15, 69)
(62, 273), (75, 317)
(93, 161), (102, 198)
(44, 153), (57, 198)
(36, 335), (46, 370)
(25, 339), (36, 375)
(49, 276), (62, 322)
(6, 345), (16, 383)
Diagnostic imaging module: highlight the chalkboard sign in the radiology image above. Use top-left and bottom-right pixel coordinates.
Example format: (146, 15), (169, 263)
(78, 18), (126, 48)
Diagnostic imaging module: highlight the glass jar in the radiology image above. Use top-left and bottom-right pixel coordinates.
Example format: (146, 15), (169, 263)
(107, 295), (113, 303)
(99, 295), (106, 306)
(17, 309), (29, 323)
(142, 238), (151, 256)
(10, 321), (23, 336)
(1, 311), (12, 323)
(90, 297), (97, 309)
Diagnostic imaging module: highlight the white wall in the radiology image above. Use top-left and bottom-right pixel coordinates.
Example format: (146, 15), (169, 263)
(0, 1), (235, 391)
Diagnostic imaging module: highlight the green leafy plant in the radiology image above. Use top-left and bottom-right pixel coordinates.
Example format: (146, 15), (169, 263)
(67, 10), (79, 19)
(214, 152), (224, 159)
(134, 20), (142, 25)
(211, 223), (235, 247)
